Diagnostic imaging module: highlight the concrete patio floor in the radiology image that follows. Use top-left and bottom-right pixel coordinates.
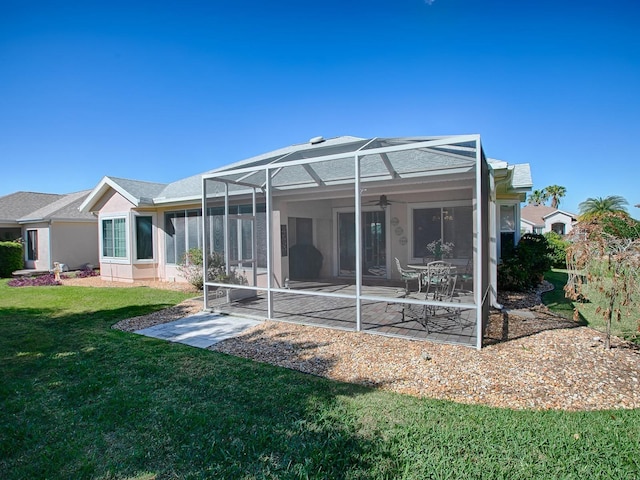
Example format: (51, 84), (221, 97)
(135, 312), (263, 348)
(206, 282), (478, 347)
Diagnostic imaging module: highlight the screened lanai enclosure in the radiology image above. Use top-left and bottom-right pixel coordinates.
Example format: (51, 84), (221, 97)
(201, 135), (493, 349)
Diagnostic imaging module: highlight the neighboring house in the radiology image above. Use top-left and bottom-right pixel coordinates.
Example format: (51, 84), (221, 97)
(0, 190), (99, 272)
(81, 135), (532, 349)
(521, 204), (577, 236)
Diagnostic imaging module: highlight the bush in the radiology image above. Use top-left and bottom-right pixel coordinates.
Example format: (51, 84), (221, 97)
(599, 213), (640, 240)
(498, 233), (551, 292)
(177, 248), (228, 290)
(0, 241), (24, 278)
(544, 231), (570, 268)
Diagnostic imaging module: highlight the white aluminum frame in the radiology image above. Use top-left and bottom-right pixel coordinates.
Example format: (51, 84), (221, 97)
(201, 135), (490, 349)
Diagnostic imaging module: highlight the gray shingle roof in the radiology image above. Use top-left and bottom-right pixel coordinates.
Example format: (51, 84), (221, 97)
(108, 177), (167, 205)
(0, 190), (97, 224)
(0, 192), (64, 223)
(19, 190), (96, 222)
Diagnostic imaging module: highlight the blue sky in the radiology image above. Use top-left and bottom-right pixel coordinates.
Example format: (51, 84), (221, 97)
(1, 0), (639, 215)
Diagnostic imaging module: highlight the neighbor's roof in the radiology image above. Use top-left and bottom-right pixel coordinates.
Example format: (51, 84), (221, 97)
(0, 191), (96, 224)
(18, 190), (96, 223)
(81, 134), (532, 211)
(521, 205), (577, 227)
(0, 191), (64, 223)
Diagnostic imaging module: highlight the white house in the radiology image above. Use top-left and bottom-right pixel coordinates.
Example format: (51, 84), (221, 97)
(521, 205), (577, 235)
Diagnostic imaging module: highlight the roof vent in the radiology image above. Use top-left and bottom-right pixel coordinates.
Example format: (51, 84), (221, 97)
(309, 136), (325, 145)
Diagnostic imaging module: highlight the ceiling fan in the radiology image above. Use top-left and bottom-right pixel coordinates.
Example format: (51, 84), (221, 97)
(366, 194), (402, 210)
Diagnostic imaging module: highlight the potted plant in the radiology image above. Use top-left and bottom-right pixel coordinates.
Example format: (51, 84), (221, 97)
(426, 239), (455, 260)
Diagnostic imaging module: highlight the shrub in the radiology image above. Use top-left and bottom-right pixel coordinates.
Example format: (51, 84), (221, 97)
(8, 274), (62, 287)
(498, 233), (551, 291)
(0, 241), (23, 278)
(599, 213), (640, 240)
(75, 265), (100, 278)
(177, 248), (227, 290)
(544, 231), (570, 268)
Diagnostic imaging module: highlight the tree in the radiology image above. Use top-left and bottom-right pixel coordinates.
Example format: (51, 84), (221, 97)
(578, 195), (629, 221)
(565, 220), (640, 349)
(544, 185), (566, 209)
(527, 189), (548, 206)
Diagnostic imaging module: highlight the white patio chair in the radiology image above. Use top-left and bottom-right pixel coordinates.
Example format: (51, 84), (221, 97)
(403, 261), (461, 333)
(394, 257), (421, 294)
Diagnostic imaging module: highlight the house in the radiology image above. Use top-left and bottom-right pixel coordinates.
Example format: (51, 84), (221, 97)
(81, 135), (532, 349)
(0, 190), (99, 272)
(521, 204), (577, 236)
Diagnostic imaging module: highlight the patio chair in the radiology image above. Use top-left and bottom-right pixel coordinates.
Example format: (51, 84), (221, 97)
(394, 257), (421, 294)
(456, 258), (473, 294)
(402, 261), (460, 333)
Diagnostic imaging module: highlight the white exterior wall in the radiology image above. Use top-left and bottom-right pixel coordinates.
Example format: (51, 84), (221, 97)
(544, 211), (574, 235)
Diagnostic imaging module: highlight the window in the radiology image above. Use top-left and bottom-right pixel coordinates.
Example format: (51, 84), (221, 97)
(26, 230), (38, 261)
(206, 204), (267, 268)
(166, 205), (267, 267)
(102, 218), (127, 258)
(135, 216), (153, 260)
(551, 223), (565, 235)
(412, 205), (473, 259)
(499, 204), (517, 259)
(165, 210), (202, 264)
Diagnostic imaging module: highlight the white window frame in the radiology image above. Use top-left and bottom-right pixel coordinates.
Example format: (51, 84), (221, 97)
(164, 209), (203, 266)
(497, 201), (521, 259)
(26, 229), (38, 261)
(133, 213), (156, 263)
(100, 214), (130, 263)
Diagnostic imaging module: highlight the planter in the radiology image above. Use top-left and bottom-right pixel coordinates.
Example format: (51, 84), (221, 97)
(227, 287), (257, 302)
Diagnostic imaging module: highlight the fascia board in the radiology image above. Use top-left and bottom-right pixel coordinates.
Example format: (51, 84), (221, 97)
(542, 210), (576, 220)
(79, 177), (141, 213)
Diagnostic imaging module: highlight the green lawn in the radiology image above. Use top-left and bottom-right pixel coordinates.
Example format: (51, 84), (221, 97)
(544, 269), (640, 344)
(1, 280), (639, 479)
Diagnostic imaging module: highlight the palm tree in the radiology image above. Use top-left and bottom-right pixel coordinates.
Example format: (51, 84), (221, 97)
(578, 195), (629, 220)
(544, 185), (566, 209)
(527, 189), (548, 206)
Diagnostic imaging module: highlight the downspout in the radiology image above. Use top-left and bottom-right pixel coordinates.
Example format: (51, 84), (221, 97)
(47, 219), (53, 270)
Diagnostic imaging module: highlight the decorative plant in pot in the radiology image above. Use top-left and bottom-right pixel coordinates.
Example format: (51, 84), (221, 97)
(425, 239), (455, 260)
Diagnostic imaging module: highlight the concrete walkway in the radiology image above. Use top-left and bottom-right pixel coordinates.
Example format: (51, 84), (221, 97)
(135, 312), (263, 349)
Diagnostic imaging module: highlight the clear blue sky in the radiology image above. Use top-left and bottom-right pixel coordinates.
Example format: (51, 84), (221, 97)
(1, 0), (639, 215)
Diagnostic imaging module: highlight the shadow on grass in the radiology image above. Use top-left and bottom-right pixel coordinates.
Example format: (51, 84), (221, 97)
(0, 303), (402, 479)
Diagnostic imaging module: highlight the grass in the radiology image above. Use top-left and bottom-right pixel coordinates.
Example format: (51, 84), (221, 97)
(543, 269), (640, 343)
(1, 280), (639, 479)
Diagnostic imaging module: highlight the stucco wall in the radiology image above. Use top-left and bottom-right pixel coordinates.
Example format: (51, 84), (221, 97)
(50, 221), (99, 270)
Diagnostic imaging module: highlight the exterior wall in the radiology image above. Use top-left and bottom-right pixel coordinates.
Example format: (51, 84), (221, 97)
(276, 183), (475, 283)
(50, 221), (99, 270)
(544, 212), (574, 235)
(521, 221), (534, 234)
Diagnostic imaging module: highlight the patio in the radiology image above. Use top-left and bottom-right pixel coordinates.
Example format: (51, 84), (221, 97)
(207, 281), (477, 347)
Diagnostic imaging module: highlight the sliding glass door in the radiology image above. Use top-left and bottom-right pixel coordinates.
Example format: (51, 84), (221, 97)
(338, 210), (386, 277)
